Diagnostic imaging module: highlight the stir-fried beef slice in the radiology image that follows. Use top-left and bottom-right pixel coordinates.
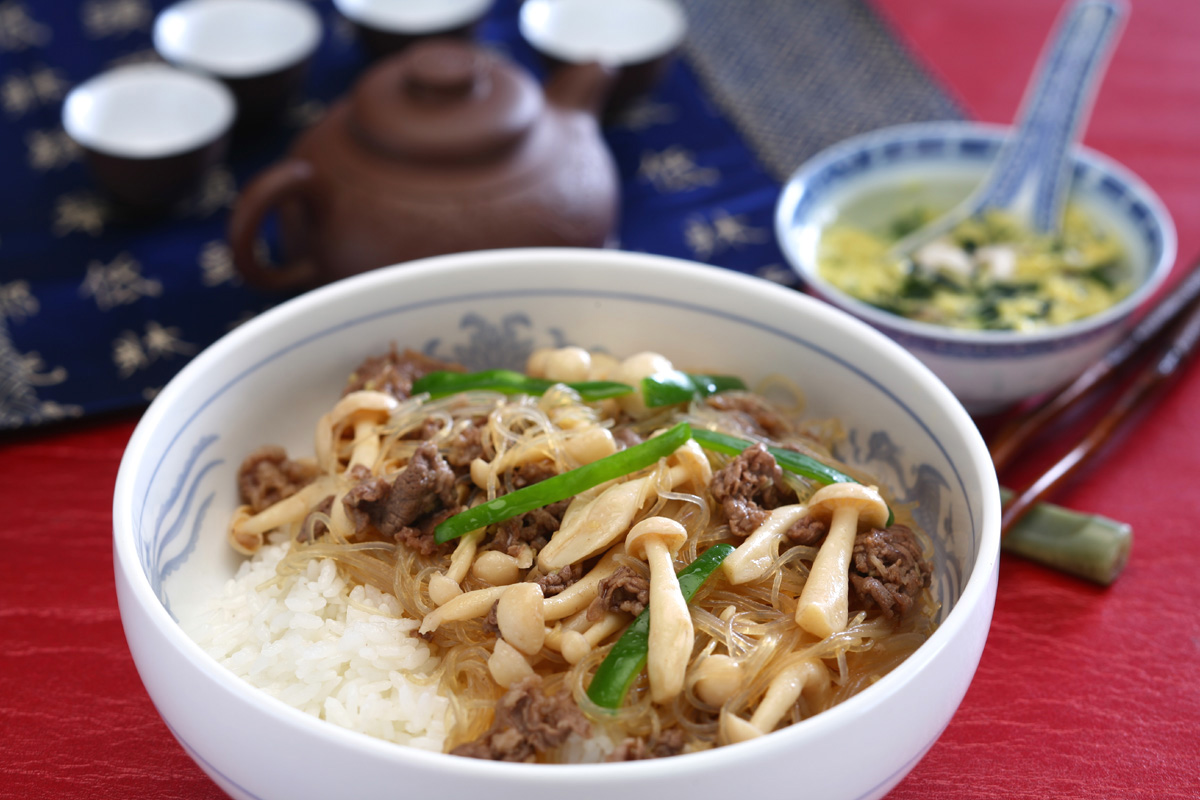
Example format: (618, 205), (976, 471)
(400, 416), (444, 443)
(587, 565), (650, 621)
(488, 500), (570, 557)
(534, 564), (580, 597)
(482, 601), (500, 635)
(237, 445), (319, 513)
(510, 459), (559, 488)
(483, 460), (570, 557)
(343, 345), (464, 400)
(606, 727), (688, 761)
(612, 426), (645, 449)
(705, 393), (794, 439)
(340, 474), (391, 534)
(709, 444), (795, 537)
(784, 514), (829, 548)
(451, 676), (590, 762)
(849, 524), (932, 619)
(341, 441), (459, 546)
(443, 416), (491, 467)
(395, 507), (457, 556)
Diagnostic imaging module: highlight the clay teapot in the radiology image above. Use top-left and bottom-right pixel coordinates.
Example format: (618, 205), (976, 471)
(229, 39), (619, 290)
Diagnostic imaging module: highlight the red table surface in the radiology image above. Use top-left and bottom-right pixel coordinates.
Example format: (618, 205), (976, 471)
(3, 1), (1199, 798)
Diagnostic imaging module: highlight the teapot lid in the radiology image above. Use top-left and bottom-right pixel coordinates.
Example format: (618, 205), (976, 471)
(350, 39), (544, 163)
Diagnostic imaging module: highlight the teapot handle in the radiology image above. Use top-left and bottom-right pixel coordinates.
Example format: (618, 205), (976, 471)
(228, 159), (320, 291)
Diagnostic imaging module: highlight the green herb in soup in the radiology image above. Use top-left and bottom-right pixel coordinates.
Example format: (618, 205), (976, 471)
(817, 207), (1130, 331)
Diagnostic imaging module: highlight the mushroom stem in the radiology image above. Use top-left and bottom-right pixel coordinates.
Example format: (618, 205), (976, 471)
(559, 611), (626, 664)
(542, 545), (625, 621)
(419, 585), (508, 635)
(314, 390), (398, 472)
(792, 484), (889, 639)
(348, 418), (380, 470)
(229, 475), (338, 547)
(644, 536), (693, 702)
(428, 529), (484, 606)
(537, 464), (688, 571)
(625, 516), (693, 704)
(722, 658), (827, 744)
(721, 504), (809, 584)
(795, 504), (859, 638)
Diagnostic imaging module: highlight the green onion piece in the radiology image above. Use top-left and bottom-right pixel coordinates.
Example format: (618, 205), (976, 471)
(691, 428), (893, 526)
(691, 428), (854, 486)
(641, 371), (747, 408)
(412, 369), (632, 402)
(586, 543), (735, 710)
(434, 422), (693, 543)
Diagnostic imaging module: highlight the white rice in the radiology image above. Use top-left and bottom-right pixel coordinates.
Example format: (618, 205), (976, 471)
(186, 541), (449, 751)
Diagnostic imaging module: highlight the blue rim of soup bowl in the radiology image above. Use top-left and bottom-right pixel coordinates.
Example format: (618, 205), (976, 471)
(774, 121), (1177, 358)
(112, 248), (1000, 797)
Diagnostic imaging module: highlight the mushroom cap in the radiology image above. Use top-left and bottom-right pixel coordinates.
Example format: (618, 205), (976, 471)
(806, 483), (889, 529)
(625, 516), (688, 560)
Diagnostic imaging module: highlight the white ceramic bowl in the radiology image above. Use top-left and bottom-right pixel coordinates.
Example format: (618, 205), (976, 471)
(775, 121), (1177, 415)
(113, 248), (1000, 800)
(154, 0), (322, 80)
(62, 62), (234, 160)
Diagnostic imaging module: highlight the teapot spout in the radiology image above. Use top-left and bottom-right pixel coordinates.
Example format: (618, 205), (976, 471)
(544, 62), (616, 117)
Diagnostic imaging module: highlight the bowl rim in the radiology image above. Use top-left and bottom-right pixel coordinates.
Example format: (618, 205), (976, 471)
(61, 62), (236, 159)
(112, 247), (1001, 783)
(153, 0), (324, 79)
(332, 0), (493, 34)
(518, 0), (687, 66)
(774, 120), (1178, 345)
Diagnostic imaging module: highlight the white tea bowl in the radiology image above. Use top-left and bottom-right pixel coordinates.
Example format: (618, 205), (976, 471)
(519, 0), (687, 116)
(114, 248), (1000, 800)
(775, 121), (1177, 415)
(154, 0), (322, 127)
(333, 0), (494, 59)
(62, 62), (234, 211)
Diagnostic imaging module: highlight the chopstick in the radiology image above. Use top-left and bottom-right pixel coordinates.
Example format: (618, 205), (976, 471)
(993, 251), (1200, 536)
(990, 251), (1200, 472)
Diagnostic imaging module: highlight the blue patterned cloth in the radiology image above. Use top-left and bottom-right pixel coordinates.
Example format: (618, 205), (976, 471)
(0, 0), (957, 430)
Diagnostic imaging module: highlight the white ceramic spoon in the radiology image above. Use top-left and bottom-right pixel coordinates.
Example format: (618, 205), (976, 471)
(891, 0), (1127, 259)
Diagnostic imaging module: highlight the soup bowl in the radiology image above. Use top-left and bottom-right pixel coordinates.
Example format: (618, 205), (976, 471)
(775, 121), (1176, 415)
(113, 247), (1000, 800)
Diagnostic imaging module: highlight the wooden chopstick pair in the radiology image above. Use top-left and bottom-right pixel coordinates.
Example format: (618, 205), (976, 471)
(990, 252), (1200, 536)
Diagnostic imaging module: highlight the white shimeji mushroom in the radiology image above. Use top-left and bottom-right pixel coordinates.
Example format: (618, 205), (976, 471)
(625, 515), (692, 704)
(611, 351), (674, 417)
(691, 654), (743, 707)
(537, 439), (704, 572)
(542, 544), (626, 621)
(471, 549), (523, 586)
(228, 474), (338, 554)
(496, 582), (546, 656)
(419, 585), (509, 635)
(313, 390), (398, 472)
(793, 483), (889, 639)
(558, 611), (626, 664)
(721, 658), (830, 743)
(721, 503), (810, 584)
(428, 529), (484, 606)
(488, 637), (535, 688)
(422, 545), (626, 634)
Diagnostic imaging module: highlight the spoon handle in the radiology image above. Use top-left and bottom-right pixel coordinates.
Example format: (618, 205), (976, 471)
(890, 0), (1126, 257)
(1022, 0), (1126, 231)
(978, 0), (1126, 226)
